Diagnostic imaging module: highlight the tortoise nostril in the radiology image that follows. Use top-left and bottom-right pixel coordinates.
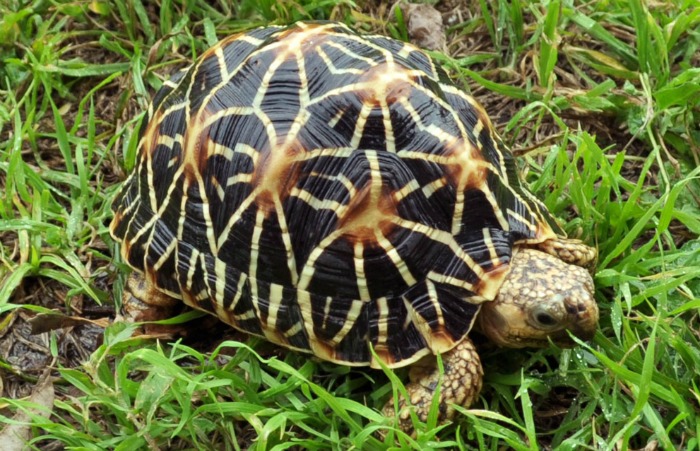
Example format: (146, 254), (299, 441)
(565, 302), (579, 315)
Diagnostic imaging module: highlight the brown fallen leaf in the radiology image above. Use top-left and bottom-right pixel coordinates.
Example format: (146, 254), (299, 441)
(398, 3), (446, 51)
(0, 369), (55, 450)
(28, 312), (110, 335)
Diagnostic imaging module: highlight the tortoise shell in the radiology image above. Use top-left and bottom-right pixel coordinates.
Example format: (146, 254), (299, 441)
(110, 21), (559, 368)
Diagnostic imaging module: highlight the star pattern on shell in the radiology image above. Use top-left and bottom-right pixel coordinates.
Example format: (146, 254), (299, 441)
(110, 21), (559, 368)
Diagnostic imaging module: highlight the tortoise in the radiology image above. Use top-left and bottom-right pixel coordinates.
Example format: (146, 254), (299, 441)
(110, 21), (599, 430)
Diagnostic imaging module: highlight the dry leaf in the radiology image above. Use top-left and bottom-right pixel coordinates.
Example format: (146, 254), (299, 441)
(0, 370), (55, 450)
(28, 312), (110, 335)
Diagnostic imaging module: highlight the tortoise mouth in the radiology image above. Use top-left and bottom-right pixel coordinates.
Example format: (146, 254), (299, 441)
(543, 322), (597, 347)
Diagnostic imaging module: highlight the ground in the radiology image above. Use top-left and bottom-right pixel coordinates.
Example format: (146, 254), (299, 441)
(0, 0), (699, 449)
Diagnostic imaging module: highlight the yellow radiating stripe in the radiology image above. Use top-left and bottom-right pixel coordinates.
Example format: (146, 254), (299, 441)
(225, 173), (253, 187)
(233, 143), (259, 159)
(200, 106), (255, 130)
(323, 39), (378, 67)
(395, 150), (452, 165)
(507, 208), (538, 233)
(482, 227), (500, 267)
(178, 247), (198, 301)
(402, 304), (412, 330)
(155, 134), (176, 149)
(248, 206), (266, 299)
(236, 34), (265, 46)
(183, 29), (234, 125)
(328, 109), (345, 128)
(351, 101), (373, 149)
(354, 241), (370, 300)
(283, 321), (304, 338)
(403, 295), (432, 341)
(152, 239), (178, 272)
(424, 83), (477, 149)
(196, 23), (332, 125)
(214, 257), (227, 309)
(471, 118), (484, 148)
(481, 183), (510, 231)
(194, 251), (210, 306)
(248, 206), (282, 342)
(375, 296), (389, 346)
(269, 33), (309, 151)
(228, 271), (248, 312)
(425, 279), (445, 331)
(296, 37), (311, 107)
(465, 93), (507, 175)
(297, 228), (345, 290)
(233, 309), (256, 321)
(380, 89), (396, 153)
(296, 147), (356, 161)
(194, 171), (219, 256)
(289, 187), (344, 211)
(397, 43), (413, 58)
(183, 60), (198, 124)
(124, 167), (187, 264)
(274, 195), (298, 285)
(297, 289), (319, 351)
(215, 46), (228, 79)
(251, 29), (310, 108)
(210, 176), (225, 201)
(426, 270), (476, 294)
(451, 189), (465, 235)
(215, 185), (261, 250)
(146, 130), (159, 214)
(327, 298), (364, 346)
(125, 133), (189, 274)
(391, 216), (486, 281)
(375, 234), (417, 286)
(396, 98), (465, 150)
(266, 283), (284, 331)
(336, 174), (357, 196)
(421, 177), (447, 198)
(161, 78), (180, 90)
(354, 32), (396, 64)
(392, 179), (421, 203)
(209, 142), (250, 161)
(366, 149), (382, 203)
(154, 102), (186, 125)
(322, 295), (332, 330)
(176, 173), (189, 242)
(316, 45), (365, 76)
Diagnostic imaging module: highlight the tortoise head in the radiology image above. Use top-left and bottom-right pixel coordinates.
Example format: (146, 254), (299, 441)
(477, 247), (598, 348)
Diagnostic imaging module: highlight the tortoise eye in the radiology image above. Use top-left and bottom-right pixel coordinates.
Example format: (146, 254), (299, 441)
(531, 306), (558, 328)
(536, 312), (556, 326)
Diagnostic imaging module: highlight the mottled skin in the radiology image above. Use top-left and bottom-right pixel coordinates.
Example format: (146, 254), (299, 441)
(381, 238), (598, 431)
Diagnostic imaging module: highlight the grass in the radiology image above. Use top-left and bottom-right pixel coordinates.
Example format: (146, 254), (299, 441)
(1, 0), (699, 449)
